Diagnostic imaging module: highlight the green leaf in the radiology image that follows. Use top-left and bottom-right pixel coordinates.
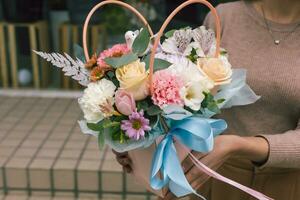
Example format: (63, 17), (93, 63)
(73, 43), (86, 62)
(147, 105), (162, 116)
(216, 98), (225, 104)
(132, 28), (150, 55)
(104, 53), (138, 68)
(98, 131), (105, 149)
(187, 48), (198, 63)
(144, 54), (172, 71)
(87, 122), (103, 131)
(103, 121), (120, 129)
(137, 101), (149, 111)
(165, 29), (176, 38)
(207, 102), (221, 114)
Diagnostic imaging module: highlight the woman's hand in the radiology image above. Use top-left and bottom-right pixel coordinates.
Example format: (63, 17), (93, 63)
(112, 150), (132, 173)
(163, 135), (269, 200)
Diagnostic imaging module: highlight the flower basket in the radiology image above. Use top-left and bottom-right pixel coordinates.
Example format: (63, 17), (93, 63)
(34, 1), (273, 199)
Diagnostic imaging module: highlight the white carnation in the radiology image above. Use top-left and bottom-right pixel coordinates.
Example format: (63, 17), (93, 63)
(78, 79), (116, 123)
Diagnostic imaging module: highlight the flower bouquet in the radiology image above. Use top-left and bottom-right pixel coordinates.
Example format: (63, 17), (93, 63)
(34, 1), (273, 199)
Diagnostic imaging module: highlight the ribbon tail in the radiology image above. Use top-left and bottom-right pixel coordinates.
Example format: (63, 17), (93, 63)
(188, 152), (274, 200)
(150, 139), (169, 190)
(165, 141), (206, 199)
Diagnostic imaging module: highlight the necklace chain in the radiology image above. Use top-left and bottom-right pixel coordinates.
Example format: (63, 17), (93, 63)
(261, 6), (300, 45)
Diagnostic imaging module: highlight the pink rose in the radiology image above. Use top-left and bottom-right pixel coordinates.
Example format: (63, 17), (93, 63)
(115, 90), (136, 115)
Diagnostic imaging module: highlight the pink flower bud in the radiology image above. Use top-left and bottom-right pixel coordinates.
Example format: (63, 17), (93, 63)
(115, 89), (136, 116)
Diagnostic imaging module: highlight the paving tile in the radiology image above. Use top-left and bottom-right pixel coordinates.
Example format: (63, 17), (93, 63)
(77, 160), (101, 171)
(5, 168), (28, 188)
(77, 170), (99, 191)
(0, 138), (22, 147)
(29, 195), (51, 200)
(42, 140), (65, 149)
(101, 160), (122, 172)
(64, 141), (86, 150)
(125, 195), (147, 200)
(21, 139), (43, 148)
(82, 150), (103, 161)
(78, 193), (99, 200)
(14, 148), (38, 158)
(53, 160), (76, 190)
(101, 172), (123, 192)
(0, 147), (15, 157)
(3, 194), (28, 200)
(60, 149), (81, 159)
(29, 168), (51, 189)
(0, 167), (3, 188)
(101, 194), (122, 200)
(36, 148), (60, 159)
(30, 158), (54, 169)
(126, 174), (147, 193)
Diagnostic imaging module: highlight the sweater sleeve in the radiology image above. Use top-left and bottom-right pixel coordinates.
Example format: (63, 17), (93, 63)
(258, 119), (300, 168)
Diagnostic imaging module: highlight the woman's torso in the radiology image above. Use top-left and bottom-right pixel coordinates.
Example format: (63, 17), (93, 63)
(191, 1), (300, 199)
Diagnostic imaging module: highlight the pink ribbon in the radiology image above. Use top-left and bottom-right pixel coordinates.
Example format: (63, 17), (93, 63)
(188, 152), (274, 200)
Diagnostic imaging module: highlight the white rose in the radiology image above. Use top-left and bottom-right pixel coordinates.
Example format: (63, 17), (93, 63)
(78, 79), (116, 123)
(197, 56), (232, 86)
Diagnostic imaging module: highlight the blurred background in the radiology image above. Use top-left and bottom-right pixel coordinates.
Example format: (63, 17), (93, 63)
(0, 1), (235, 200)
(0, 0), (235, 90)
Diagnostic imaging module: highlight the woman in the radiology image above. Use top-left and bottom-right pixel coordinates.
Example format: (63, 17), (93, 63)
(114, 0), (300, 199)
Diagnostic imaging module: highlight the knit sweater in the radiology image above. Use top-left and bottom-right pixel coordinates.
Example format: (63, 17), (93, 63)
(204, 1), (300, 168)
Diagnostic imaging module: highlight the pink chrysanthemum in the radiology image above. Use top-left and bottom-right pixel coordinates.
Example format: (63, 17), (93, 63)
(97, 44), (131, 67)
(152, 70), (184, 108)
(121, 110), (151, 140)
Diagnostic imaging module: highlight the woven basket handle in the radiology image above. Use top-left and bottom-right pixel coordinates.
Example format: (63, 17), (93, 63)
(82, 0), (154, 61)
(149, 0), (221, 93)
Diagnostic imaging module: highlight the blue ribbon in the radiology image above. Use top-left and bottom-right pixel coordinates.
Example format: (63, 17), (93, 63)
(150, 117), (227, 198)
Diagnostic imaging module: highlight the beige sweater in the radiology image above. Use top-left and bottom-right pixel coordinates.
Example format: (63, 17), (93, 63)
(204, 1), (300, 168)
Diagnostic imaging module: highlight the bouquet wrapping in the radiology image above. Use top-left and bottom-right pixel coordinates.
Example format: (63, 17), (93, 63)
(35, 1), (273, 199)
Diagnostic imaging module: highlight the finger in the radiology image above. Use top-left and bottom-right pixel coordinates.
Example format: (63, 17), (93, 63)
(185, 153), (216, 183)
(182, 151), (207, 173)
(116, 157), (132, 166)
(187, 155), (225, 184)
(123, 165), (132, 173)
(164, 191), (177, 200)
(191, 174), (211, 190)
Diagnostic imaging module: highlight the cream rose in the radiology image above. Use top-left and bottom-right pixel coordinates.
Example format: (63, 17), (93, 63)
(116, 60), (149, 100)
(197, 57), (232, 85)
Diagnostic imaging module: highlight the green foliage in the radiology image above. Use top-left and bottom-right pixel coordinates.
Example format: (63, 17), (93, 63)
(132, 28), (150, 55)
(73, 44), (86, 62)
(187, 48), (198, 63)
(147, 105), (162, 116)
(164, 29), (176, 38)
(143, 54), (172, 71)
(201, 92), (222, 114)
(136, 100), (149, 111)
(104, 53), (138, 68)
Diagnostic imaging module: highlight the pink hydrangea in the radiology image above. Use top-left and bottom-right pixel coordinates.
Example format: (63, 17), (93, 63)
(97, 44), (131, 67)
(151, 70), (184, 108)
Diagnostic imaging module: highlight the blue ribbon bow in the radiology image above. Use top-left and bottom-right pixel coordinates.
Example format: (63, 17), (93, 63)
(150, 117), (227, 198)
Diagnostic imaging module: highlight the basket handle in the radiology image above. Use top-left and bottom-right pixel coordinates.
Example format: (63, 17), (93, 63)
(149, 0), (221, 93)
(82, 0), (154, 61)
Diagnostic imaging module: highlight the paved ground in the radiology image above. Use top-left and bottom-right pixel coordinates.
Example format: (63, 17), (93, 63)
(0, 92), (153, 200)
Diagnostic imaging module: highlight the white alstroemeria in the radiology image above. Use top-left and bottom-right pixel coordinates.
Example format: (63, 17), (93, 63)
(180, 81), (207, 111)
(192, 26), (216, 57)
(78, 79), (116, 123)
(161, 28), (193, 56)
